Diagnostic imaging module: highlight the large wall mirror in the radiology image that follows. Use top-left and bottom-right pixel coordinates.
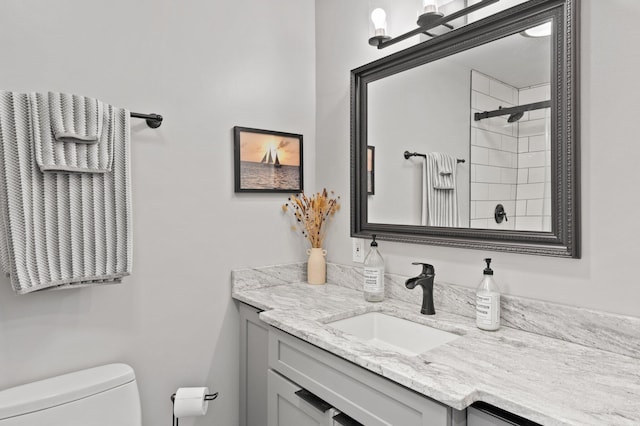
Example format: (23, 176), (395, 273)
(351, 0), (579, 257)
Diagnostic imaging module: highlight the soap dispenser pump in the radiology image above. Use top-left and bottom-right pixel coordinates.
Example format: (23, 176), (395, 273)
(475, 258), (501, 331)
(363, 235), (385, 302)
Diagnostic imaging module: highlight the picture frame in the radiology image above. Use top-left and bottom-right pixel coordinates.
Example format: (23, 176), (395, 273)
(367, 145), (375, 195)
(233, 126), (304, 193)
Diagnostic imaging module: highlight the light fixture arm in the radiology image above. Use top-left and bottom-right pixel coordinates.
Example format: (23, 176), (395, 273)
(371, 0), (500, 49)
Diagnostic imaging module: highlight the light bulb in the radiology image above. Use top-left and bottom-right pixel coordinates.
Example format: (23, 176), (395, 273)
(422, 0), (438, 14)
(370, 8), (388, 36)
(523, 22), (552, 37)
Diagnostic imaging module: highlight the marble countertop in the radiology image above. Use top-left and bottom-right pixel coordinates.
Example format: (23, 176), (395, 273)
(233, 279), (640, 426)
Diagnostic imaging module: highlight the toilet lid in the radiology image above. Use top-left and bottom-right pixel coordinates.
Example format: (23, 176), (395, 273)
(0, 364), (135, 420)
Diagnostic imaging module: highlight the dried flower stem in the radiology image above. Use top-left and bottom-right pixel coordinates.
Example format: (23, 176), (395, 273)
(282, 188), (340, 248)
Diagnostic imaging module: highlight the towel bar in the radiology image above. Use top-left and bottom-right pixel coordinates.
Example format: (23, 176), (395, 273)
(404, 151), (465, 163)
(130, 112), (163, 128)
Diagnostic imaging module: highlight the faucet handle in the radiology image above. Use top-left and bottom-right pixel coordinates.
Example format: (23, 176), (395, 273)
(411, 262), (435, 276)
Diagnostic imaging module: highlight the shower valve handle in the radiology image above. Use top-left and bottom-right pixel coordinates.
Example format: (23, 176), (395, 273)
(494, 204), (508, 223)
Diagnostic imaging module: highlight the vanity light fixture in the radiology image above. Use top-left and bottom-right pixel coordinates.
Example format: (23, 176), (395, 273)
(417, 1), (443, 26)
(369, 0), (499, 49)
(368, 8), (392, 46)
(522, 21), (553, 37)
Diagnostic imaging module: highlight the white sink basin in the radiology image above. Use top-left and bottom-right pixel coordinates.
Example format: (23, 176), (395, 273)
(327, 312), (460, 356)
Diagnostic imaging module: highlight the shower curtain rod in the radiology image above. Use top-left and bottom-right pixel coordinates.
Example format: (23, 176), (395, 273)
(130, 112), (163, 128)
(474, 100), (551, 121)
(404, 151), (465, 163)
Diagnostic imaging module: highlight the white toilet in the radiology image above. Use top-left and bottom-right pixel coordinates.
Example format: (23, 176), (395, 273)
(0, 364), (141, 426)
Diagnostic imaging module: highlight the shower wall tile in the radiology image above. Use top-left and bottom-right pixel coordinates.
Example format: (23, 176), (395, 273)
(488, 183), (513, 200)
(474, 165), (502, 183)
(486, 219), (515, 230)
(518, 137), (529, 153)
(519, 84), (550, 104)
(514, 83), (551, 231)
(529, 108), (547, 120)
(470, 218), (488, 228)
(515, 216), (543, 231)
(472, 71), (490, 93)
(517, 182), (545, 199)
(501, 135), (518, 152)
(474, 129), (502, 150)
(474, 91), (507, 111)
(528, 167), (546, 183)
(518, 119), (547, 137)
(471, 146), (489, 165)
(519, 151), (546, 168)
(501, 168), (517, 184)
(527, 199), (544, 216)
(489, 150), (516, 168)
(490, 79), (517, 104)
(529, 135), (547, 152)
(471, 70), (520, 221)
(517, 168), (528, 184)
(471, 183), (489, 200)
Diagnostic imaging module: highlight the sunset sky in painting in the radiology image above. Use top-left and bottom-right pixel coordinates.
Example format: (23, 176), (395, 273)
(239, 131), (301, 167)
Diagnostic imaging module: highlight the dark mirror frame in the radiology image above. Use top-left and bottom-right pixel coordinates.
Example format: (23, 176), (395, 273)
(351, 0), (579, 258)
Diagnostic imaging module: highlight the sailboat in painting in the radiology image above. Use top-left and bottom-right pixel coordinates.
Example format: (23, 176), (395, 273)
(260, 147), (281, 168)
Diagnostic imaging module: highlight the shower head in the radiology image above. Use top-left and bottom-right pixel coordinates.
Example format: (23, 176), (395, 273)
(507, 111), (524, 123)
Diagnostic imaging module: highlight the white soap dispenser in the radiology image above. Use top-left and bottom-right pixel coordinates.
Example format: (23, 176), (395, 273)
(476, 258), (501, 331)
(363, 235), (384, 302)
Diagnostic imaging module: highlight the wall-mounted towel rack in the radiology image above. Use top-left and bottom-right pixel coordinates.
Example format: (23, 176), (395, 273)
(404, 151), (465, 163)
(130, 112), (163, 128)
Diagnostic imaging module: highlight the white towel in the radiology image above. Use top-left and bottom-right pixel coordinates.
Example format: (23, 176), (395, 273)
(29, 92), (115, 173)
(432, 152), (457, 190)
(0, 91), (132, 294)
(421, 153), (458, 227)
(48, 92), (104, 143)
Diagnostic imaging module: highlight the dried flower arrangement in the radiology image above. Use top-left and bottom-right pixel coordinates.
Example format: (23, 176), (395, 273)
(282, 189), (340, 248)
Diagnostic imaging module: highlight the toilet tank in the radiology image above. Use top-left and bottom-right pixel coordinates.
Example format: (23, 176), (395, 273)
(0, 363), (141, 426)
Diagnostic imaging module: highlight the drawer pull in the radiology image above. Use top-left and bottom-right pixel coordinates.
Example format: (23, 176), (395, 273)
(472, 402), (541, 426)
(333, 412), (364, 426)
(294, 389), (333, 413)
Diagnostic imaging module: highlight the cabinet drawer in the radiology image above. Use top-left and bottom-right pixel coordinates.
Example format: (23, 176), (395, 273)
(269, 327), (456, 426)
(268, 369), (338, 426)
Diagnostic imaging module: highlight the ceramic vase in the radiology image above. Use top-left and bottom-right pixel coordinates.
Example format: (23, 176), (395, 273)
(307, 248), (327, 285)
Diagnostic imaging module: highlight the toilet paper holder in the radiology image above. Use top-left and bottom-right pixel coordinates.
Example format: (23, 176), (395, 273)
(170, 392), (219, 402)
(170, 391), (218, 426)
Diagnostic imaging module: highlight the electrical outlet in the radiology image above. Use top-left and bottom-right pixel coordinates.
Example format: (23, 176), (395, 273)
(352, 238), (365, 263)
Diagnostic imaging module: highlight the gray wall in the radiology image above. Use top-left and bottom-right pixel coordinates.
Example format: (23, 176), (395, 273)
(316, 0), (640, 318)
(0, 1), (315, 425)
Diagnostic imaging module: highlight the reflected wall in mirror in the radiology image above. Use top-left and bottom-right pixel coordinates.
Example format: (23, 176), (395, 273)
(351, 0), (579, 257)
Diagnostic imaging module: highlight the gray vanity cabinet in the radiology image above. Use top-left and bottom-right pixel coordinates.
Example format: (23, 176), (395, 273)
(240, 301), (533, 426)
(239, 303), (269, 426)
(269, 327), (466, 426)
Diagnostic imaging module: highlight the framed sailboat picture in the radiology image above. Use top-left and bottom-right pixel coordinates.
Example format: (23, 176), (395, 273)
(233, 126), (304, 193)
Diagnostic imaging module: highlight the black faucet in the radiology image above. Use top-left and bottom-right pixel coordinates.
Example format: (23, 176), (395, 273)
(405, 262), (436, 315)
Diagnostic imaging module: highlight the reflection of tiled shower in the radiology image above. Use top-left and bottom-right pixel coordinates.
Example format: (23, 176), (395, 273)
(470, 70), (551, 231)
